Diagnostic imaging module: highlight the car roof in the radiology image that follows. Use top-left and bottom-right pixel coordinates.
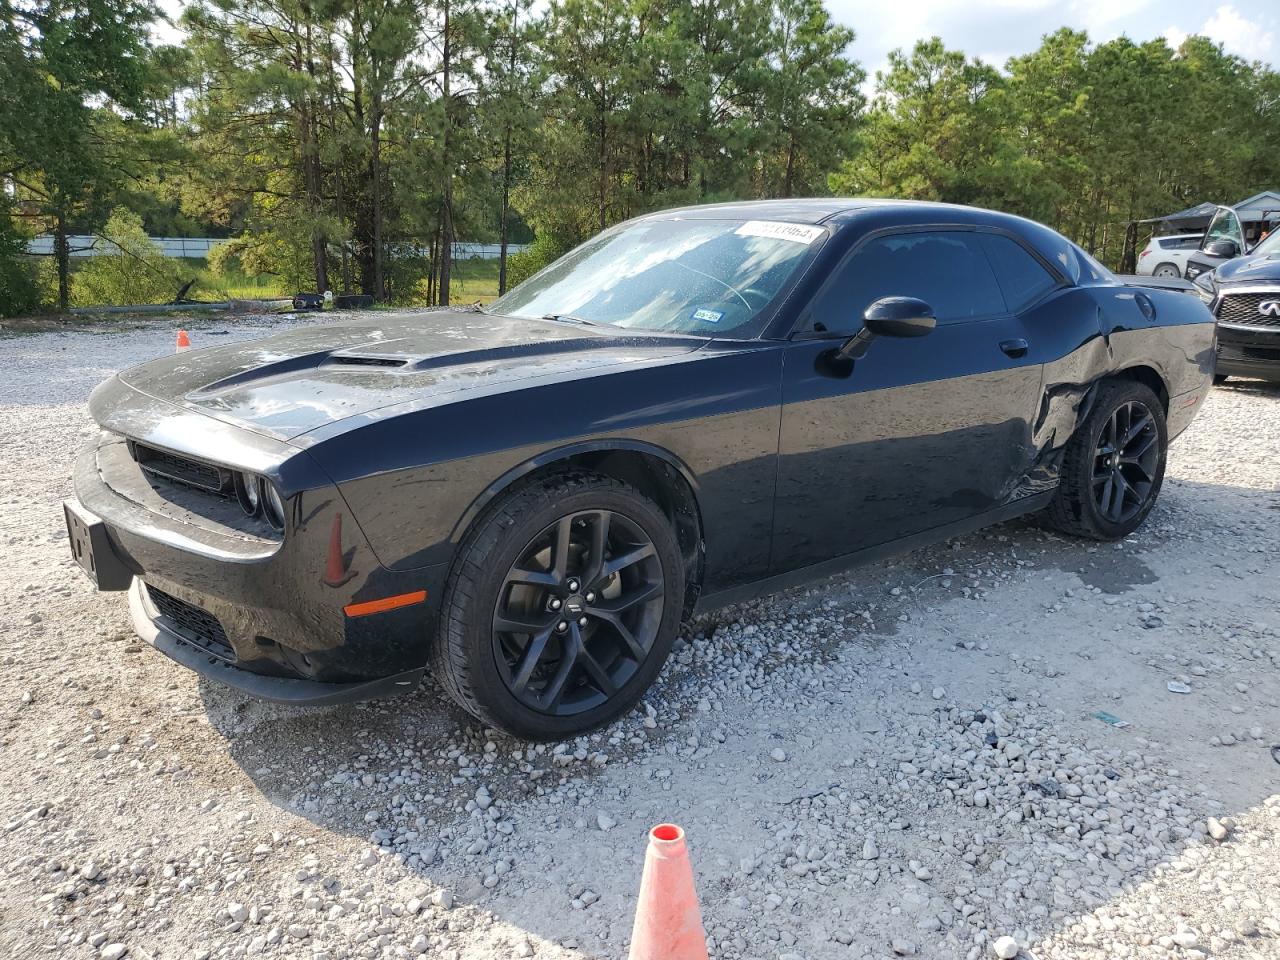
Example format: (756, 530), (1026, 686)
(638, 198), (865, 223)
(639, 197), (1053, 233)
(635, 198), (1084, 280)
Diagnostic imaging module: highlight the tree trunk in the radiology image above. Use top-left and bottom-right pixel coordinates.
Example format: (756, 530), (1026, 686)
(327, 39), (353, 292)
(301, 107), (329, 293)
(499, 126), (511, 295)
(498, 9), (517, 296)
(371, 108), (384, 300)
(782, 132), (796, 199)
(437, 0), (454, 306)
(55, 212), (69, 312)
(302, 21), (329, 293)
(597, 95), (608, 231)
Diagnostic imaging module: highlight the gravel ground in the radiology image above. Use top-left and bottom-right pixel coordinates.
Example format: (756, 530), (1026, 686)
(1, 315), (1279, 960)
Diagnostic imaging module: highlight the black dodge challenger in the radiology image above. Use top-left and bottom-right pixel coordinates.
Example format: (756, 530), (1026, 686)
(65, 200), (1216, 739)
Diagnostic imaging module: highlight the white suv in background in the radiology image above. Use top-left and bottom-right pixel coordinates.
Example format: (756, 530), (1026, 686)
(1137, 233), (1203, 278)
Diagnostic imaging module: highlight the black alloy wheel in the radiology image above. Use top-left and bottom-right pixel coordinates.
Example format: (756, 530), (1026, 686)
(1044, 379), (1168, 541)
(492, 509), (665, 716)
(1091, 399), (1160, 525)
(432, 471), (684, 740)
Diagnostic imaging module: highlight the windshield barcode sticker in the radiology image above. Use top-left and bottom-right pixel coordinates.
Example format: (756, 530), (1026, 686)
(735, 221), (825, 245)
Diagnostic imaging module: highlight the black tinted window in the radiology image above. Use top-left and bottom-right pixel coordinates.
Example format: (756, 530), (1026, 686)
(978, 234), (1058, 310)
(814, 231), (1005, 327)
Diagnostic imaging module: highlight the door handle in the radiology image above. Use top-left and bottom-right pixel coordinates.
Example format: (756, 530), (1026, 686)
(999, 338), (1029, 359)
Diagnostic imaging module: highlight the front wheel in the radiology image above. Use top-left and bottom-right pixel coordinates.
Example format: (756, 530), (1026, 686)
(1044, 380), (1168, 540)
(433, 471), (684, 740)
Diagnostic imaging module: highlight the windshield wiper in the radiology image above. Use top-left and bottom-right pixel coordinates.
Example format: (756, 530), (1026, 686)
(541, 313), (602, 327)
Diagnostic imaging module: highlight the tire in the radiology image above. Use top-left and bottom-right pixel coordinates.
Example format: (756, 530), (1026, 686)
(432, 471), (685, 740)
(1044, 380), (1168, 541)
(1152, 262), (1181, 278)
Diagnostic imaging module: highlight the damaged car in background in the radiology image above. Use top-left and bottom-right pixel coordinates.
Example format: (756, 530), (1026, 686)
(1192, 225), (1280, 385)
(64, 200), (1216, 740)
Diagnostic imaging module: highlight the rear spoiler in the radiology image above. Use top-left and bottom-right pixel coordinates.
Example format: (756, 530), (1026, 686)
(1115, 274), (1198, 295)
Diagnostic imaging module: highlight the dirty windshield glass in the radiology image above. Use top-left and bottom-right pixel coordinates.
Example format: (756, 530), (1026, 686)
(486, 218), (825, 336)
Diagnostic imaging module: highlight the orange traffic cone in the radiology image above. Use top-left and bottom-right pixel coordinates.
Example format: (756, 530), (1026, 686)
(628, 824), (708, 960)
(322, 513), (355, 587)
(176, 329), (191, 352)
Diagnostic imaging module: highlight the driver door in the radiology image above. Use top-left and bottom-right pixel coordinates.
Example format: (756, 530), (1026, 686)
(770, 229), (1053, 574)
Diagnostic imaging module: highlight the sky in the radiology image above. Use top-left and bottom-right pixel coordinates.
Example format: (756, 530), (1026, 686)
(840, 0), (1278, 89)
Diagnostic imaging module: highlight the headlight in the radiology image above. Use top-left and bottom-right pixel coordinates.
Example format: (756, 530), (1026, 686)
(235, 471), (261, 516)
(1192, 272), (1216, 305)
(261, 480), (286, 531)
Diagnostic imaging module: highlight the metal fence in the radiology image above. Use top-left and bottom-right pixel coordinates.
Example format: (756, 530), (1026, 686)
(26, 236), (528, 261)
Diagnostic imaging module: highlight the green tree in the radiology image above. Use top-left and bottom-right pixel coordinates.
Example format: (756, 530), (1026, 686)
(1, 0), (160, 309)
(757, 0), (862, 197)
(0, 195), (40, 317)
(481, 0), (542, 293)
(830, 38), (1012, 206)
(183, 0), (339, 294)
(73, 206), (186, 305)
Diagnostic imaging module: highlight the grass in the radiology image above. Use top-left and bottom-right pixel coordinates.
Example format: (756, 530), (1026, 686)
(158, 257), (285, 301)
(446, 258), (502, 304)
(49, 254), (503, 311)
(190, 255), (502, 305)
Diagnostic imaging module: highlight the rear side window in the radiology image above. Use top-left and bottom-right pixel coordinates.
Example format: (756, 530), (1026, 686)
(1159, 237), (1198, 250)
(977, 234), (1059, 311)
(1073, 244), (1116, 285)
(812, 231), (1005, 327)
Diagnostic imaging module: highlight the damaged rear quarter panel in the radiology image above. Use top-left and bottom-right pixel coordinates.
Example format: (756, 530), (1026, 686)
(1029, 284), (1215, 488)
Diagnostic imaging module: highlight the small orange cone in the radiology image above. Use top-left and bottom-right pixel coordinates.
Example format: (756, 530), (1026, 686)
(176, 329), (191, 352)
(628, 824), (708, 960)
(322, 513), (355, 587)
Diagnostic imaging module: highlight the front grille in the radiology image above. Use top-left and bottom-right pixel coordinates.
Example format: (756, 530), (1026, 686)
(1220, 341), (1280, 362)
(130, 441), (233, 495)
(146, 585), (235, 662)
(1217, 293), (1280, 328)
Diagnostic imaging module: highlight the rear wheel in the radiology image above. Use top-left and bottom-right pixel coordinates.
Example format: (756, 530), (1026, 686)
(1152, 262), (1181, 278)
(1044, 380), (1167, 540)
(433, 471), (684, 740)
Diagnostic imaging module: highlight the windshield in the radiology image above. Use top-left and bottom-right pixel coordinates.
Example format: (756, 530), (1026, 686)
(1203, 207), (1244, 250)
(486, 217), (825, 336)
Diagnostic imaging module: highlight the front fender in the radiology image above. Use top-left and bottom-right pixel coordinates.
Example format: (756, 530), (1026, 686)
(307, 343), (784, 588)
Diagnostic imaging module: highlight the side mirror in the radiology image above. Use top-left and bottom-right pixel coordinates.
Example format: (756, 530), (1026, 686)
(1203, 238), (1239, 259)
(838, 297), (936, 360)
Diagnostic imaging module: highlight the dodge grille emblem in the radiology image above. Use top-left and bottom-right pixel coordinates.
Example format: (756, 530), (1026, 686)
(1260, 300), (1280, 317)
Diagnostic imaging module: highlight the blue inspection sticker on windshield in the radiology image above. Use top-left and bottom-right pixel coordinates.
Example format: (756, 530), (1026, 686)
(691, 308), (723, 324)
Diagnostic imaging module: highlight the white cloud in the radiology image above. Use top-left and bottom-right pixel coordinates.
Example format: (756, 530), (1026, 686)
(1201, 4), (1275, 60)
(1067, 0), (1157, 32)
(1162, 26), (1188, 50)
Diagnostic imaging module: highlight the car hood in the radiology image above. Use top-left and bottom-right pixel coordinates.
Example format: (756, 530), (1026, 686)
(117, 310), (708, 441)
(1216, 251), (1280, 284)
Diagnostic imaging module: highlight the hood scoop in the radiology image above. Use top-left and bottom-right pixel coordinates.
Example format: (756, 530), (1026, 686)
(324, 355), (410, 369)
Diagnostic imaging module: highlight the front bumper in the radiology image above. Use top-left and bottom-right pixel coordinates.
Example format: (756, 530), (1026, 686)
(129, 579), (425, 705)
(1216, 325), (1280, 382)
(70, 426), (450, 701)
